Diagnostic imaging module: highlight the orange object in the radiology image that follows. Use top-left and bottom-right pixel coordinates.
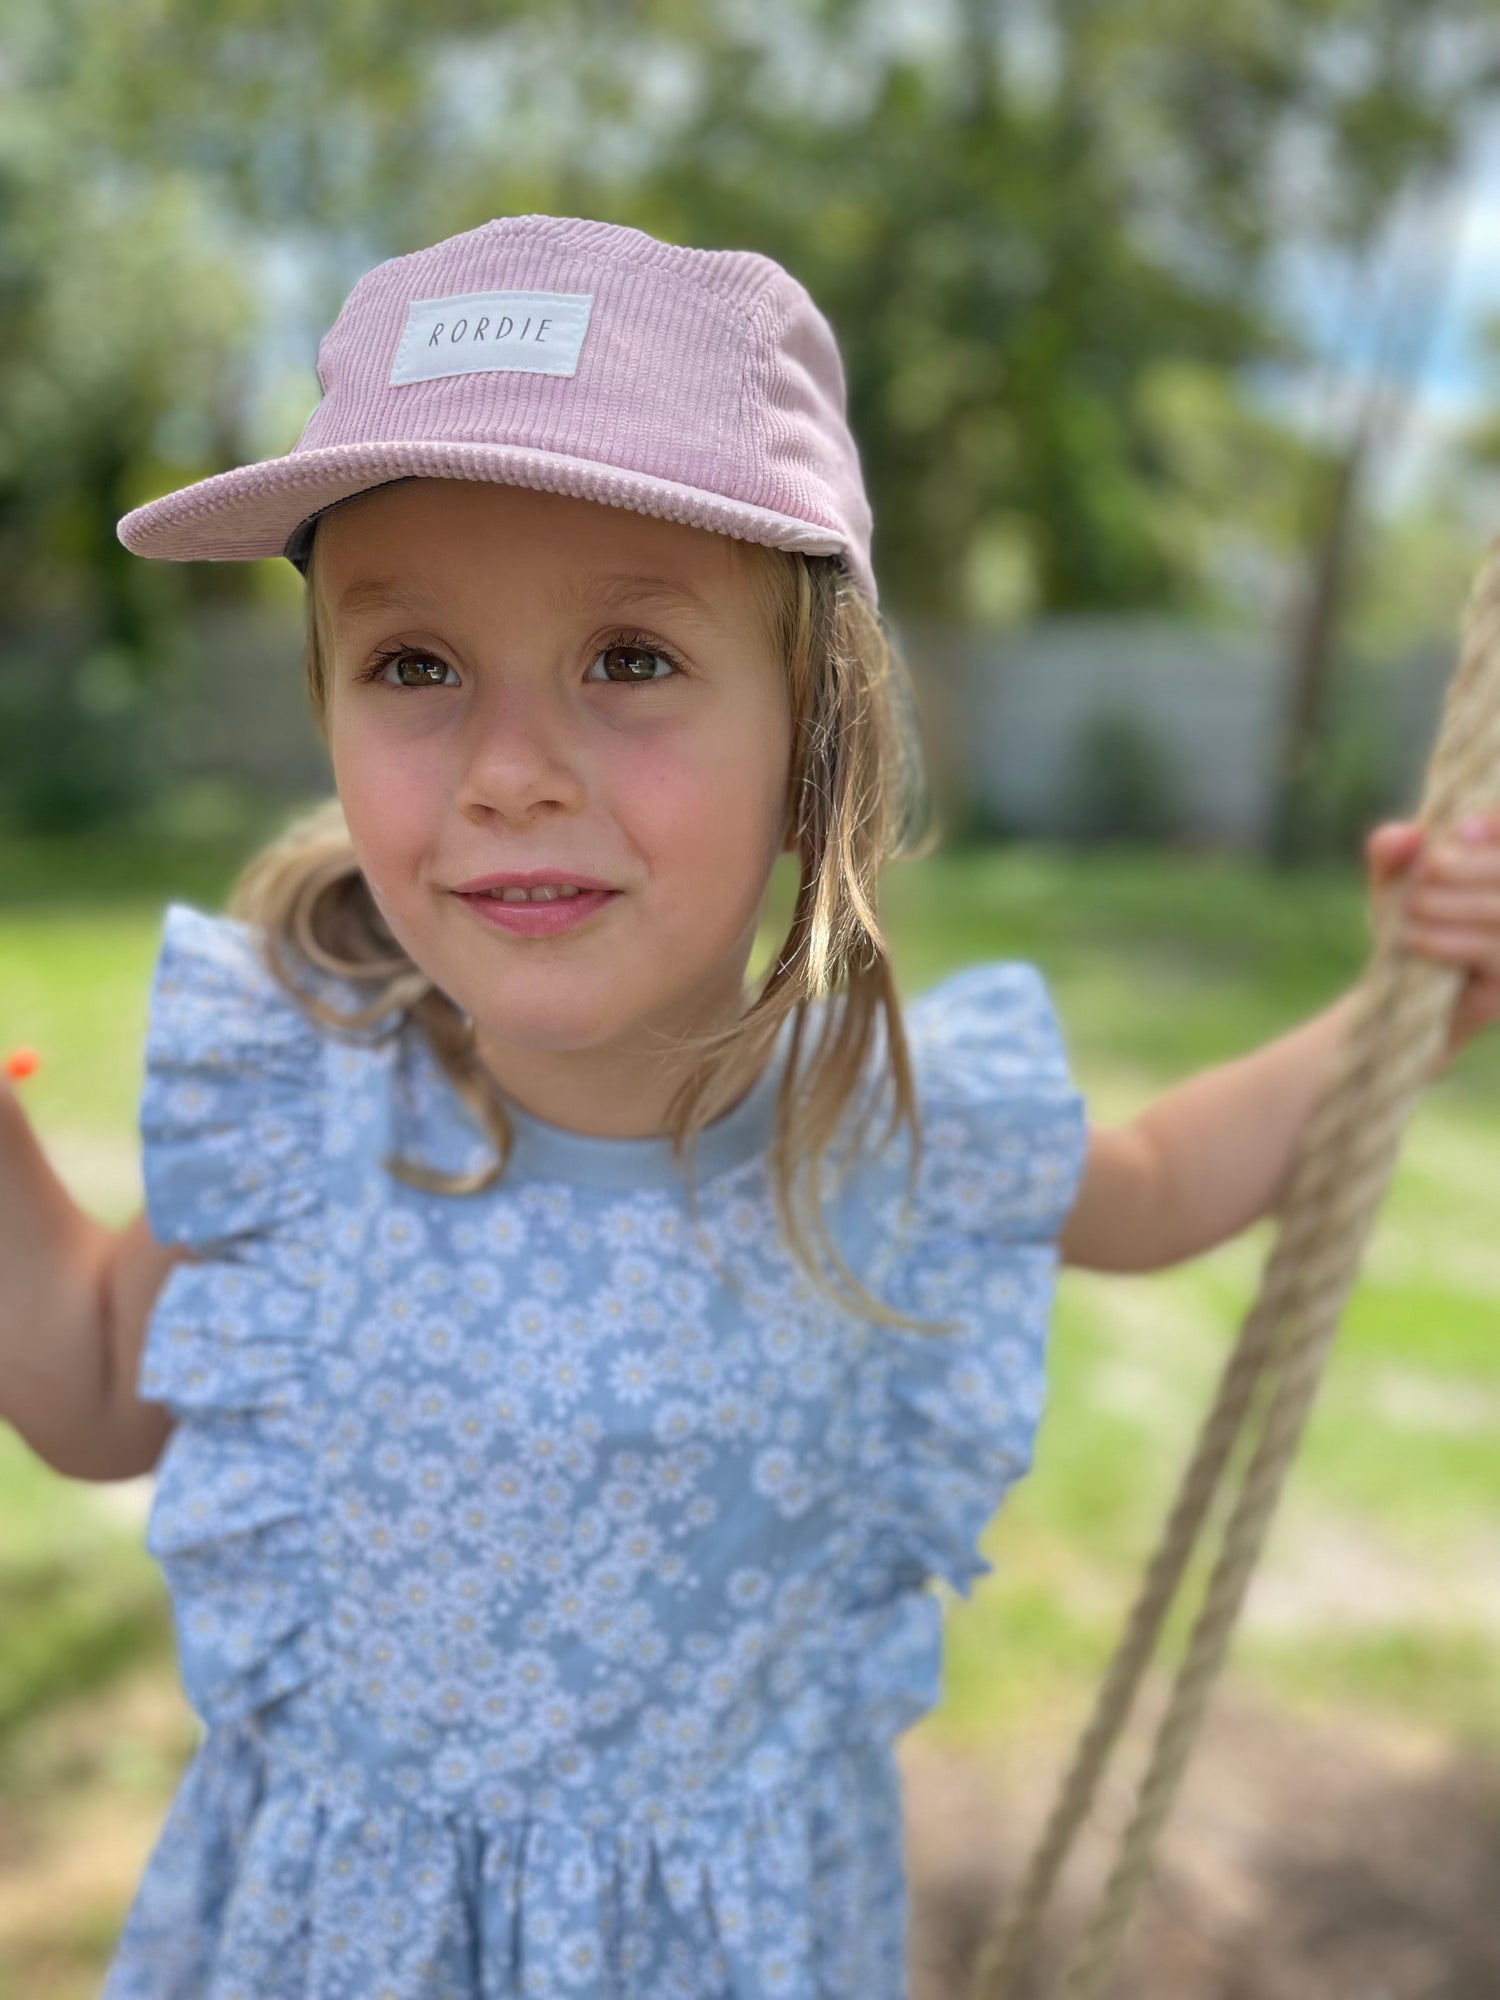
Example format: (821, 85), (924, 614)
(3, 1048), (39, 1081)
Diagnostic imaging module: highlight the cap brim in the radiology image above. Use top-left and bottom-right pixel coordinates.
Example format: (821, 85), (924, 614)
(116, 438), (863, 591)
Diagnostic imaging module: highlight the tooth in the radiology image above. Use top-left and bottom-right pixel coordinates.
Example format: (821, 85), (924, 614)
(480, 883), (594, 903)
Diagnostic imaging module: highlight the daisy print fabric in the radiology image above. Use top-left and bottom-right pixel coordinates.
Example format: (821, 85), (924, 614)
(100, 903), (1088, 2000)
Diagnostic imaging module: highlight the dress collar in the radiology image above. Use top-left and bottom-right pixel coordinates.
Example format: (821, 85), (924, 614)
(408, 1009), (799, 1194)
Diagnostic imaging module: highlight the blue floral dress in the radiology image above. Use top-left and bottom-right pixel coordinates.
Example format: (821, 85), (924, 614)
(100, 902), (1088, 2000)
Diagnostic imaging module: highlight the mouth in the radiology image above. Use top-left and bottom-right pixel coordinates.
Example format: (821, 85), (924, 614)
(465, 883), (592, 904)
(454, 886), (620, 937)
(450, 869), (617, 897)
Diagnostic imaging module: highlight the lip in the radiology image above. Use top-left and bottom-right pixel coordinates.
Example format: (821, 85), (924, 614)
(451, 868), (618, 893)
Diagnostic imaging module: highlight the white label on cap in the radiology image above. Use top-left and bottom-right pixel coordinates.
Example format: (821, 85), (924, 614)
(390, 290), (594, 385)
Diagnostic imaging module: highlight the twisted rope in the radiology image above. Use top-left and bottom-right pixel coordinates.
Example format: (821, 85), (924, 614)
(970, 530), (1500, 2000)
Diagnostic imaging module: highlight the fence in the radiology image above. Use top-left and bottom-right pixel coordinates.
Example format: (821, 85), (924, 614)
(895, 611), (1452, 850)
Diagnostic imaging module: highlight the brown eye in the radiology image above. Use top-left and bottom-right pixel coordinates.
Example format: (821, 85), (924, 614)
(397, 657), (448, 687)
(585, 641), (679, 685)
(367, 648), (456, 689)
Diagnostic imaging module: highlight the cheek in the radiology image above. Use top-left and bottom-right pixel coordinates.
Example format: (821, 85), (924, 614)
(328, 718), (443, 890)
(616, 725), (786, 883)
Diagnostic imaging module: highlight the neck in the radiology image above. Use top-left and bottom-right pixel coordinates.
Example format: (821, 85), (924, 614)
(470, 990), (769, 1141)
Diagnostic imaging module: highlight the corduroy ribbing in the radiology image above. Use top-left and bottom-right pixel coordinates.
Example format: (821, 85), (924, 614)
(117, 213), (878, 608)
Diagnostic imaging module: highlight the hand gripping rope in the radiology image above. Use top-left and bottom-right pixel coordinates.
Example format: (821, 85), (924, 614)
(970, 538), (1500, 2000)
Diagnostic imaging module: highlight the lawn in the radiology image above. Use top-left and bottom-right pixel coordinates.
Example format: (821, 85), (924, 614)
(2, 816), (1497, 1994)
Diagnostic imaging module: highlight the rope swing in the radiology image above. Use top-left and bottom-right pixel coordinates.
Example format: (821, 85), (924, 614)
(969, 534), (1500, 2000)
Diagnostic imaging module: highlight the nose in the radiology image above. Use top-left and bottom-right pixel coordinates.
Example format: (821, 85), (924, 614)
(455, 681), (587, 826)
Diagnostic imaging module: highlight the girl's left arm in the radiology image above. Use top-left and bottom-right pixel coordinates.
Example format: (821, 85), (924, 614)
(1059, 811), (1500, 1275)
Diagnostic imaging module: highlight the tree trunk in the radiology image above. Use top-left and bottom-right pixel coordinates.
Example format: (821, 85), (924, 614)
(1267, 422), (1371, 867)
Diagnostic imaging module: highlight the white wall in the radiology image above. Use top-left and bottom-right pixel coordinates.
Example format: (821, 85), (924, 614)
(897, 612), (1456, 848)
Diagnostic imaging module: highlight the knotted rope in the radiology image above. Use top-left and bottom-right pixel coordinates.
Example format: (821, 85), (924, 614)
(970, 530), (1500, 2000)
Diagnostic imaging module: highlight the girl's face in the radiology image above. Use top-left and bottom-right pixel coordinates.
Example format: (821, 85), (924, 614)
(316, 478), (795, 1127)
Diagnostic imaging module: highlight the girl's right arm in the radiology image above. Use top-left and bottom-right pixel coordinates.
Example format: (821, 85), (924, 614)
(0, 1080), (186, 1482)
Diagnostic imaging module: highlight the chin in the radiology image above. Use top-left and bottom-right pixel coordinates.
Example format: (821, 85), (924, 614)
(467, 987), (637, 1054)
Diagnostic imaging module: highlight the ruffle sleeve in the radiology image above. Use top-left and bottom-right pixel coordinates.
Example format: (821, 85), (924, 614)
(136, 901), (331, 1727)
(863, 961), (1089, 1600)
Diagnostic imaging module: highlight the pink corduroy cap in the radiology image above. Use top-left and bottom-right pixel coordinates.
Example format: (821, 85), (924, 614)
(115, 213), (879, 610)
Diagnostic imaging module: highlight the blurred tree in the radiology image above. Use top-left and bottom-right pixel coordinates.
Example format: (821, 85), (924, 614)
(0, 78), (259, 825)
(1245, 3), (1500, 863)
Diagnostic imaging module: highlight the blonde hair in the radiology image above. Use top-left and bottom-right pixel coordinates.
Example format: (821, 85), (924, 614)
(227, 516), (952, 1332)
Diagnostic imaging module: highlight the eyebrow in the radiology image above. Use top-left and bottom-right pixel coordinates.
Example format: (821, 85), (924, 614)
(334, 570), (719, 624)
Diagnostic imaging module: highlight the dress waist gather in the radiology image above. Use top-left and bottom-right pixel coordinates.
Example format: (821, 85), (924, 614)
(236, 1687), (897, 1844)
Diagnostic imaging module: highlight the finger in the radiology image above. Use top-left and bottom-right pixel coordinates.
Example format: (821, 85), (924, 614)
(1368, 820), (1420, 855)
(1404, 885), (1500, 925)
(1367, 824), (1424, 886)
(1415, 843), (1500, 886)
(1400, 921), (1500, 969)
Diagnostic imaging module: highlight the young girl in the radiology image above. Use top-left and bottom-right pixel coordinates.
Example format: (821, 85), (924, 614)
(4, 213), (1499, 2000)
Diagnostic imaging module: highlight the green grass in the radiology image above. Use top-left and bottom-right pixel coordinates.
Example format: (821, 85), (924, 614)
(0, 1421), (174, 1770)
(3, 823), (1498, 1777)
